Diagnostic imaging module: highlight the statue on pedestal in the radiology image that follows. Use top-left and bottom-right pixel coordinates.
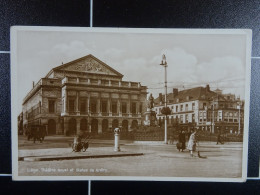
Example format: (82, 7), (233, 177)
(144, 93), (157, 126)
(147, 93), (154, 110)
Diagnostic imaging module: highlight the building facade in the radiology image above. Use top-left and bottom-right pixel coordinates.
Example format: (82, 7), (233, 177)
(22, 54), (147, 135)
(154, 85), (244, 134)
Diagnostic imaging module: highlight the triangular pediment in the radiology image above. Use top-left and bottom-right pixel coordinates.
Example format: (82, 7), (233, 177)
(52, 54), (123, 77)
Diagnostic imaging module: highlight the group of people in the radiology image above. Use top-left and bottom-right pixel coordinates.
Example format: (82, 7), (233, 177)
(178, 129), (198, 157)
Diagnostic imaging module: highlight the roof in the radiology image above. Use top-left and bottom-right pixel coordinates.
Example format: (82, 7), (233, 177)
(45, 54), (124, 78)
(154, 86), (227, 105)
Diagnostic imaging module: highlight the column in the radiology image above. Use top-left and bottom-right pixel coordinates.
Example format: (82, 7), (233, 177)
(108, 93), (112, 116)
(64, 117), (69, 135)
(108, 118), (112, 131)
(117, 98), (121, 115)
(128, 119), (132, 130)
(76, 118), (81, 134)
(127, 95), (131, 116)
(98, 119), (102, 134)
(87, 94), (90, 115)
(97, 93), (101, 116)
(136, 102), (140, 114)
(119, 98), (122, 116)
(64, 88), (68, 114)
(76, 91), (80, 115)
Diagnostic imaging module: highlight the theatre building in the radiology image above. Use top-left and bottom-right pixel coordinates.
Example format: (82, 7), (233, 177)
(22, 54), (147, 135)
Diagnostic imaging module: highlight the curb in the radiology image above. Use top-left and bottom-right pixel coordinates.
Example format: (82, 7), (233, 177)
(19, 153), (144, 162)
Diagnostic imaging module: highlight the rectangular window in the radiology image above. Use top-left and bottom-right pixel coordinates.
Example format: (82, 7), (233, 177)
(90, 101), (97, 113)
(112, 102), (117, 113)
(80, 101), (86, 113)
(192, 114), (195, 122)
(185, 114), (189, 123)
(192, 103), (195, 110)
(122, 102), (127, 113)
(180, 115), (183, 123)
(180, 105), (183, 112)
(203, 103), (206, 109)
(139, 103), (142, 113)
(176, 106), (178, 112)
(49, 100), (55, 113)
(101, 100), (107, 113)
(69, 100), (74, 112)
(185, 104), (188, 111)
(131, 102), (137, 114)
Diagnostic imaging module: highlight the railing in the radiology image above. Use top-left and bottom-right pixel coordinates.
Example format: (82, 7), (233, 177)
(112, 113), (119, 116)
(61, 76), (146, 90)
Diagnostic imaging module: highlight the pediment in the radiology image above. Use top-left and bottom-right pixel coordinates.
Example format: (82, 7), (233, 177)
(53, 55), (123, 77)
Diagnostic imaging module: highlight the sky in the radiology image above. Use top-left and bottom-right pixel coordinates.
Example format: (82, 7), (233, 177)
(15, 28), (249, 112)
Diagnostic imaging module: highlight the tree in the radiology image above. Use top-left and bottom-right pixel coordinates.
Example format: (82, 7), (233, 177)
(161, 107), (171, 115)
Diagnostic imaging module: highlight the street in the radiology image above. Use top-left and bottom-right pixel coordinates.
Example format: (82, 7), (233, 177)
(18, 135), (243, 178)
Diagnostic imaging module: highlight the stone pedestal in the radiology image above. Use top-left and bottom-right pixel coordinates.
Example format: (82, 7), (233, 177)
(144, 109), (156, 126)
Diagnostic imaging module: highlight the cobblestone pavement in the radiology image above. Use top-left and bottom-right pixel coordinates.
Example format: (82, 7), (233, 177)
(17, 135), (243, 178)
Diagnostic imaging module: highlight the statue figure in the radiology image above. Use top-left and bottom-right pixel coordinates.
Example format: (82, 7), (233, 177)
(148, 93), (154, 109)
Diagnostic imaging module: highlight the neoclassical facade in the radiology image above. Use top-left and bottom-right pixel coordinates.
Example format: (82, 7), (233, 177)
(22, 54), (147, 135)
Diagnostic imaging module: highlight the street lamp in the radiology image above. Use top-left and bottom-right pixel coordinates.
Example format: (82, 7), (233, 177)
(160, 54), (168, 144)
(237, 102), (241, 134)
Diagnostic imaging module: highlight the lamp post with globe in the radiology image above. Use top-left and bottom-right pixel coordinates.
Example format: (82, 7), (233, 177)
(160, 54), (168, 144)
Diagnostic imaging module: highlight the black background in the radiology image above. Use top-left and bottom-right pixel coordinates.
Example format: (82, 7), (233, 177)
(0, 0), (259, 194)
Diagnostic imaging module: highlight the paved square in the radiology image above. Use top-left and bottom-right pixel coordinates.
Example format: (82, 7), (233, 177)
(18, 136), (243, 178)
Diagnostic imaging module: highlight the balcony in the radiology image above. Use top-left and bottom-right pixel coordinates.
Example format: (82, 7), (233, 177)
(61, 76), (145, 90)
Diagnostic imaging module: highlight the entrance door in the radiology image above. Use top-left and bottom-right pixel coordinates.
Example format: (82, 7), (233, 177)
(48, 119), (56, 135)
(131, 120), (138, 129)
(122, 120), (128, 131)
(91, 119), (98, 134)
(102, 119), (108, 132)
(68, 118), (77, 135)
(112, 119), (119, 130)
(80, 118), (88, 131)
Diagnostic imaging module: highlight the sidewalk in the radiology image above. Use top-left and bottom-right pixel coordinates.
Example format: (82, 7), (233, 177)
(18, 147), (143, 162)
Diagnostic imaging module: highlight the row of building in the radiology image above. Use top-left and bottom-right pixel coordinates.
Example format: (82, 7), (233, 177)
(18, 54), (244, 136)
(154, 85), (244, 134)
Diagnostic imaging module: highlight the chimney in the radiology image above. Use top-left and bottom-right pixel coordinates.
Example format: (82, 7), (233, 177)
(32, 81), (35, 88)
(206, 84), (210, 92)
(159, 93), (162, 105)
(173, 88), (178, 98)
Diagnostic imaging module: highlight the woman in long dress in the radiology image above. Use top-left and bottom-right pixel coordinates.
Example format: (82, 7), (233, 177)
(187, 130), (197, 157)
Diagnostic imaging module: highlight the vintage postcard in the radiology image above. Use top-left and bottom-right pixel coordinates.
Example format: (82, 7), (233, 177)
(11, 27), (251, 181)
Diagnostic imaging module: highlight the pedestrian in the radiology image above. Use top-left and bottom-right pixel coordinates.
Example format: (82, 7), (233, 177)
(178, 130), (186, 152)
(186, 130), (191, 141)
(187, 129), (197, 157)
(217, 133), (224, 144)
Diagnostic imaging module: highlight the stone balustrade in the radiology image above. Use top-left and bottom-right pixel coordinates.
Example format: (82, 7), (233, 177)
(61, 76), (143, 89)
